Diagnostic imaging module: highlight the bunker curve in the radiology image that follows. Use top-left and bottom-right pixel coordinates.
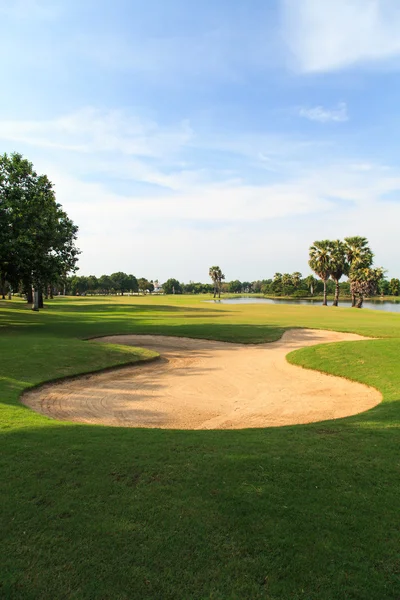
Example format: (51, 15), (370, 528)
(22, 329), (381, 429)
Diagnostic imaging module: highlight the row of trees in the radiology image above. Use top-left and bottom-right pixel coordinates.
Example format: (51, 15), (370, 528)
(0, 153), (79, 309)
(66, 274), (158, 296)
(309, 236), (383, 308)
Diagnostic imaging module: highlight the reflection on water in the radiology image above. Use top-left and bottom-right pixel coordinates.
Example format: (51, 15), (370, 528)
(207, 297), (400, 313)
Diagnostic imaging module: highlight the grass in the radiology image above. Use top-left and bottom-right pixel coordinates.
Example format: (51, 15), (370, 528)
(1, 295), (400, 599)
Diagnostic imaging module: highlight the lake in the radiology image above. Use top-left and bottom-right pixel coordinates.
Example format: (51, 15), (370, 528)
(207, 297), (400, 313)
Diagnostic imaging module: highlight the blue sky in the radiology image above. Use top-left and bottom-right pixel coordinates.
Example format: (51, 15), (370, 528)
(1, 0), (400, 281)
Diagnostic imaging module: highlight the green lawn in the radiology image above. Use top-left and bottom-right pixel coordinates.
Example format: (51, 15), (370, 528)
(1, 295), (400, 599)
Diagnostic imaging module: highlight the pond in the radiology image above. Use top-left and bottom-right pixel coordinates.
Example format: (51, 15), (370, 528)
(207, 297), (400, 313)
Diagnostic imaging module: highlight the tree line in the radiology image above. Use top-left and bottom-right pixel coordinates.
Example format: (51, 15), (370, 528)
(0, 153), (79, 309)
(64, 266), (399, 303)
(66, 273), (156, 296)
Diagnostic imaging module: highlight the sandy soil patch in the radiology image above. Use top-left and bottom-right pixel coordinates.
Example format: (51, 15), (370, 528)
(22, 329), (381, 429)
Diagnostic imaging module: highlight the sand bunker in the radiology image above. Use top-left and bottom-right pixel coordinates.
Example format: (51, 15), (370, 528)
(22, 329), (381, 429)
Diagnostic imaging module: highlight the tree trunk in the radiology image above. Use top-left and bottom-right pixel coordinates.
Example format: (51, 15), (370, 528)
(7, 290), (11, 300)
(50, 287), (53, 299)
(322, 280), (327, 306)
(333, 280), (339, 307)
(356, 295), (364, 308)
(351, 293), (356, 307)
(218, 285), (221, 299)
(26, 287), (33, 304)
(32, 289), (39, 311)
(213, 286), (216, 298)
(38, 290), (44, 309)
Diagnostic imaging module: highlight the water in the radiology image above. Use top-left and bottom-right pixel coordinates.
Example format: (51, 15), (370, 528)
(207, 297), (400, 313)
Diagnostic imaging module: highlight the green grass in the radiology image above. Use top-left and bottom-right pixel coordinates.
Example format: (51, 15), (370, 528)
(1, 295), (400, 599)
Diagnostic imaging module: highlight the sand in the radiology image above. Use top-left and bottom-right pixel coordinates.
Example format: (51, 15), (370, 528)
(22, 329), (381, 429)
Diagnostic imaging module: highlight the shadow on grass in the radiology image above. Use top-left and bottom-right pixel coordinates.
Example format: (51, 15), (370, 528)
(44, 302), (227, 314)
(1, 412), (400, 599)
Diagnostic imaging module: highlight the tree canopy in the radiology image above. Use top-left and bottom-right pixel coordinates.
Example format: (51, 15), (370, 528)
(0, 152), (79, 307)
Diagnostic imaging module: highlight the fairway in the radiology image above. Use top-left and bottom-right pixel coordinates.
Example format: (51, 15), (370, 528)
(1, 296), (400, 600)
(23, 329), (381, 429)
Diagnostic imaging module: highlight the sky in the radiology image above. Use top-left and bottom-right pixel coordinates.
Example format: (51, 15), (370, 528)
(1, 0), (400, 282)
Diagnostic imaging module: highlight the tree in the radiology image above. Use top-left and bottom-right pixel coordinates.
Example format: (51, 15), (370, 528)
(98, 274), (112, 294)
(110, 272), (131, 295)
(281, 273), (293, 295)
(291, 272), (302, 290)
(163, 278), (182, 294)
(350, 267), (384, 308)
(87, 275), (98, 295)
(344, 237), (373, 307)
(138, 278), (150, 294)
(242, 281), (252, 293)
(329, 240), (348, 307)
(304, 274), (318, 296)
(309, 240), (332, 306)
(127, 275), (139, 294)
(389, 278), (400, 296)
(229, 280), (242, 293)
(209, 266), (225, 298)
(0, 152), (79, 310)
(271, 273), (282, 295)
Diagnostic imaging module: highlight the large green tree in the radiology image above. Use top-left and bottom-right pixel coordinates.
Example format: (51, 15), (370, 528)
(308, 240), (332, 306)
(0, 152), (79, 309)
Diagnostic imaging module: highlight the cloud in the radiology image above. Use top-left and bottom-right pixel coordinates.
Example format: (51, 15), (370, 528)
(298, 102), (348, 123)
(0, 108), (193, 159)
(1, 107), (400, 278)
(282, 0), (400, 72)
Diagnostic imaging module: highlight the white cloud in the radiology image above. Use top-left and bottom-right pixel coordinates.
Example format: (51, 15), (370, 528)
(282, 0), (400, 72)
(298, 102), (348, 123)
(0, 108), (192, 158)
(1, 108), (400, 279)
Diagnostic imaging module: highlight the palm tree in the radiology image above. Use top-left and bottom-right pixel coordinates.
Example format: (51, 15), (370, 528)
(309, 240), (332, 306)
(291, 272), (302, 290)
(344, 237), (373, 307)
(304, 274), (318, 296)
(329, 240), (348, 307)
(209, 266), (225, 298)
(350, 267), (384, 308)
(281, 273), (292, 295)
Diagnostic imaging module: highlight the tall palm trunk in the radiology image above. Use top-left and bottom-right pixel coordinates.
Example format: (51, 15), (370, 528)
(333, 279), (339, 307)
(322, 280), (327, 306)
(351, 292), (356, 307)
(356, 295), (363, 308)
